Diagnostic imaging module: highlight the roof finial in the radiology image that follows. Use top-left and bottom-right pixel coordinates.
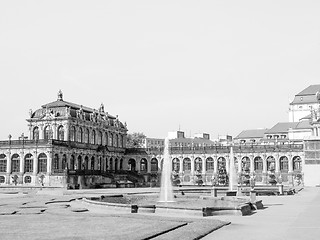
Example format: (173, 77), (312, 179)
(99, 103), (105, 113)
(57, 90), (63, 101)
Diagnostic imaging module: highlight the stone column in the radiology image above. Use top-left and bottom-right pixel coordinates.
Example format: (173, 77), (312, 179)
(262, 155), (267, 184)
(275, 154), (281, 182)
(47, 151), (52, 175)
(202, 157), (207, 175)
(39, 125), (44, 140)
(33, 151), (38, 185)
(250, 155), (254, 174)
(6, 151), (11, 184)
(237, 155), (242, 173)
(64, 124), (69, 141)
(190, 156), (195, 175)
(288, 154), (293, 185)
(19, 152), (24, 175)
(136, 158), (140, 173)
(179, 157), (183, 173)
(52, 124), (57, 140)
(213, 156), (218, 175)
(147, 157), (151, 173)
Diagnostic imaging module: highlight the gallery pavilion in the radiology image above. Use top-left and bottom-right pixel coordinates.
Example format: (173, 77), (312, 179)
(0, 86), (320, 188)
(0, 91), (129, 188)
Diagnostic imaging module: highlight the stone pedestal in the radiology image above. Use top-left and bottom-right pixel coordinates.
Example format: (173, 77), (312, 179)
(250, 189), (256, 203)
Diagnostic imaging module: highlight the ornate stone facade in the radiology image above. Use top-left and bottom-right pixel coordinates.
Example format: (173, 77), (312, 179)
(0, 91), (128, 188)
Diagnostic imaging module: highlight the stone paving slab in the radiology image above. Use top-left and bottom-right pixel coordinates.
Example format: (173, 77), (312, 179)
(203, 187), (320, 240)
(0, 188), (228, 239)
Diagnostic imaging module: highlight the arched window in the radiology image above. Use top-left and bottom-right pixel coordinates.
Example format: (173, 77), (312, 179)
(254, 156), (263, 171)
(104, 132), (109, 146)
(53, 154), (59, 170)
(24, 153), (33, 173)
(70, 126), (76, 141)
(109, 158), (113, 171)
(99, 131), (103, 145)
(113, 134), (117, 147)
(206, 157), (214, 171)
(194, 157), (202, 171)
(57, 125), (64, 141)
(70, 155), (75, 170)
(85, 128), (89, 143)
(280, 156), (288, 171)
(92, 130), (96, 144)
(241, 156), (250, 171)
(183, 158), (191, 171)
(33, 127), (39, 140)
(172, 158), (180, 172)
(151, 158), (158, 172)
(120, 135), (123, 148)
(120, 158), (123, 170)
(98, 157), (102, 171)
(128, 159), (136, 171)
(79, 127), (83, 143)
(84, 156), (89, 170)
(38, 153), (47, 173)
(91, 156), (95, 170)
(267, 156), (275, 170)
(77, 156), (82, 170)
(62, 154), (67, 170)
(0, 154), (7, 172)
(109, 133), (113, 146)
(11, 154), (20, 172)
(44, 126), (52, 140)
(293, 156), (302, 171)
(140, 158), (147, 172)
(116, 134), (119, 147)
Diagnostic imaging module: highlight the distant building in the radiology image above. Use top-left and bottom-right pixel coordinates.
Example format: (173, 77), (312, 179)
(234, 129), (268, 144)
(143, 131), (217, 149)
(167, 131), (185, 139)
(289, 84), (320, 122)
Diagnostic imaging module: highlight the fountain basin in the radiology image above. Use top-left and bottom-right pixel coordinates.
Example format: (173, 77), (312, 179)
(83, 193), (254, 216)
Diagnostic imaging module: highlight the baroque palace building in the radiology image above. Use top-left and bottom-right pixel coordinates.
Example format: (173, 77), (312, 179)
(1, 86), (320, 188)
(0, 91), (128, 188)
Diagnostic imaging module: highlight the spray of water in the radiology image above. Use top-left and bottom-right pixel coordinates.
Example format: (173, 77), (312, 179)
(229, 145), (238, 191)
(158, 137), (175, 202)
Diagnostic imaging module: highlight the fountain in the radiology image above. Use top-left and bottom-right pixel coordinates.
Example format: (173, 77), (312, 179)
(227, 146), (238, 196)
(85, 136), (261, 217)
(229, 146), (238, 190)
(158, 137), (175, 202)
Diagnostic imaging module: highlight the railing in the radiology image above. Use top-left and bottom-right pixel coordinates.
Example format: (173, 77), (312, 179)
(0, 139), (51, 147)
(0, 139), (126, 153)
(1, 139), (303, 154)
(126, 143), (304, 155)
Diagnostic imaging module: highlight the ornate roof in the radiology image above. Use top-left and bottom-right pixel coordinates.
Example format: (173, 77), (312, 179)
(28, 90), (126, 129)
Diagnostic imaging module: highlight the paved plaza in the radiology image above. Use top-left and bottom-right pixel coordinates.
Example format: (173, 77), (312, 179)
(0, 187), (319, 239)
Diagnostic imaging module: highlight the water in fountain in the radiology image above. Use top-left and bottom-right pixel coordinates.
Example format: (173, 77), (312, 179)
(158, 137), (175, 202)
(229, 145), (238, 191)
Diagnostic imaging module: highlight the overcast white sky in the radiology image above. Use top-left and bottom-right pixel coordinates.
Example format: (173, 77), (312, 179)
(0, 0), (320, 140)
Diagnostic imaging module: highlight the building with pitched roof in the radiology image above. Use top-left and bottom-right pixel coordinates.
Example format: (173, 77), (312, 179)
(234, 129), (268, 144)
(289, 84), (320, 122)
